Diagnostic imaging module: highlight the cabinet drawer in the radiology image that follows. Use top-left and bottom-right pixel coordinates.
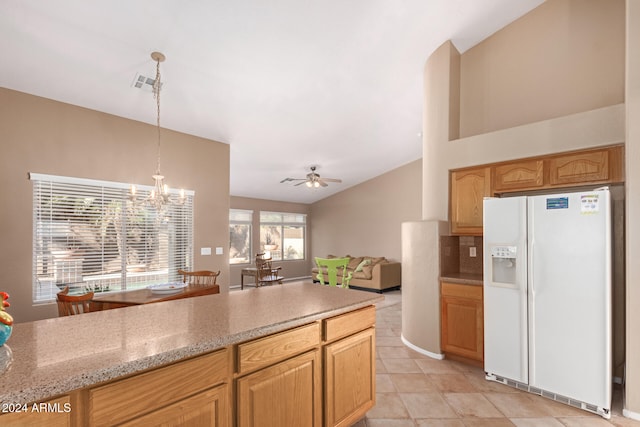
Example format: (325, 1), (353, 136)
(89, 349), (229, 426)
(237, 322), (320, 374)
(324, 305), (376, 343)
(440, 282), (482, 301)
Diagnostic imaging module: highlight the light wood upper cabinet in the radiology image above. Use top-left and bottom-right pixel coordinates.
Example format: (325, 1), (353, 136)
(548, 147), (621, 186)
(450, 167), (492, 235)
(449, 145), (624, 236)
(494, 160), (544, 192)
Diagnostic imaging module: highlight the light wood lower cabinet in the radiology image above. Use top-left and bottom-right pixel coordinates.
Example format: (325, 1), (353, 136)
(0, 395), (72, 427)
(0, 305), (376, 427)
(89, 349), (230, 426)
(237, 350), (322, 427)
(119, 385), (228, 427)
(324, 328), (375, 427)
(440, 282), (483, 362)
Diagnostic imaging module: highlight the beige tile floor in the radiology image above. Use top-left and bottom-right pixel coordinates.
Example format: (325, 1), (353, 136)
(353, 290), (640, 427)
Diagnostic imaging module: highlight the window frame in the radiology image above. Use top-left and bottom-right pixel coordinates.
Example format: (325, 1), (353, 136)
(259, 211), (307, 261)
(229, 209), (253, 265)
(30, 173), (194, 303)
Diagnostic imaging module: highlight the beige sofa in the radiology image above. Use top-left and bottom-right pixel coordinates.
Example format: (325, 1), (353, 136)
(312, 255), (401, 293)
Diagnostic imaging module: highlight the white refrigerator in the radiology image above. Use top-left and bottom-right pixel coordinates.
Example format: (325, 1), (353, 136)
(483, 188), (612, 418)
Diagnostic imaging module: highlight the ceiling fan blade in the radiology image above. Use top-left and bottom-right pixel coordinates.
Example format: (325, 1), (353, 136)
(281, 177), (306, 183)
(322, 178), (342, 183)
(319, 180), (329, 187)
(294, 181), (308, 186)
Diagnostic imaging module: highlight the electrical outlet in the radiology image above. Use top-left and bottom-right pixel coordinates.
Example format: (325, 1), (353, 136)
(469, 247), (477, 257)
(201, 247), (212, 256)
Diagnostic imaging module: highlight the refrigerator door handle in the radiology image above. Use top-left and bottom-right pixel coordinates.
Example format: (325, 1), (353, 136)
(528, 231), (535, 383)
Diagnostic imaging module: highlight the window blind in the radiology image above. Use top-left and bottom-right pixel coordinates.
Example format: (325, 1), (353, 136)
(30, 173), (194, 303)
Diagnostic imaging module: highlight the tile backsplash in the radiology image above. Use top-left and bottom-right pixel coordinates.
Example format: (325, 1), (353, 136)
(440, 235), (483, 276)
(459, 236), (483, 275)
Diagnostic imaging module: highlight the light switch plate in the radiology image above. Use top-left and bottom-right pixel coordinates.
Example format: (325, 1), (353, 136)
(215, 247), (223, 255)
(201, 247), (212, 256)
(469, 247), (477, 257)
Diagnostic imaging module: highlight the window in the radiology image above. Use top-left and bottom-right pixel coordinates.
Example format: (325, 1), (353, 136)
(229, 209), (252, 264)
(259, 211), (306, 261)
(31, 173), (194, 303)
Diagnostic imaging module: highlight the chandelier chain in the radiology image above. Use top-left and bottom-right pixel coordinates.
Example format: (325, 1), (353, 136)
(153, 57), (162, 176)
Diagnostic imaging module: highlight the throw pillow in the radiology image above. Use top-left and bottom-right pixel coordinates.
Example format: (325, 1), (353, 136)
(355, 258), (371, 272)
(348, 257), (364, 270)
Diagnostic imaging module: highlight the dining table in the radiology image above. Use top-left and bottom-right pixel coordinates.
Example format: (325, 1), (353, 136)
(90, 283), (220, 311)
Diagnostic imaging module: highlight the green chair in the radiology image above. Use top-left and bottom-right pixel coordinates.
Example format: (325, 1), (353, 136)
(315, 257), (352, 288)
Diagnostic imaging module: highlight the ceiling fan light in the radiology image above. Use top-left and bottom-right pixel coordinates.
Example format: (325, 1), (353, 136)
(314, 181), (320, 188)
(306, 181), (312, 188)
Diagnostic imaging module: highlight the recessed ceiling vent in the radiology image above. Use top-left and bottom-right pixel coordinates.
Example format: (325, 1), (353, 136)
(131, 72), (162, 92)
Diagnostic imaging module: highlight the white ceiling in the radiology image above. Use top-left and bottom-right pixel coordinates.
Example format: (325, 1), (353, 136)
(0, 0), (544, 204)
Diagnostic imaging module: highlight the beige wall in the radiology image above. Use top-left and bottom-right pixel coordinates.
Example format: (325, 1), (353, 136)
(417, 0), (640, 416)
(311, 159), (422, 263)
(0, 88), (230, 323)
(625, 0), (640, 418)
(460, 0), (625, 138)
(229, 196), (311, 286)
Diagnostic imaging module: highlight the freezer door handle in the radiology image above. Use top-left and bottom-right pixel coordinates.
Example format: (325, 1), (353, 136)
(528, 236), (535, 383)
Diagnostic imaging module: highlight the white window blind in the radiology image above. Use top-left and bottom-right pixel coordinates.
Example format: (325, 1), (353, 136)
(30, 173), (194, 303)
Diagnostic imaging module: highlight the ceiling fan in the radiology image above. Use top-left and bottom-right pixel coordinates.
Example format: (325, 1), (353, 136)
(280, 166), (342, 188)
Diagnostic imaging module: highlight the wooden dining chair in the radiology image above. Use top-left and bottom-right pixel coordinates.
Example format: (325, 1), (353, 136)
(255, 253), (284, 286)
(56, 286), (95, 316)
(178, 269), (221, 286)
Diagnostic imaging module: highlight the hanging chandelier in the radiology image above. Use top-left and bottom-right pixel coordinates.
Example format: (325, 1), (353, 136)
(130, 51), (185, 210)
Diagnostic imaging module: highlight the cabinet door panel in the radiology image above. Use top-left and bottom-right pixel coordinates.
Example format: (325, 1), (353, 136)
(450, 167), (491, 235)
(325, 328), (375, 427)
(549, 150), (609, 185)
(237, 350), (322, 427)
(494, 160), (544, 192)
(441, 294), (483, 361)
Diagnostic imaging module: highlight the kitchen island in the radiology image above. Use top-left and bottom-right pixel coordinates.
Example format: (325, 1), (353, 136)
(0, 283), (382, 426)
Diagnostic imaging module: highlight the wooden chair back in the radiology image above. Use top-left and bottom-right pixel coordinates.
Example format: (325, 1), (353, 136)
(178, 269), (220, 286)
(56, 286), (95, 316)
(255, 253), (284, 286)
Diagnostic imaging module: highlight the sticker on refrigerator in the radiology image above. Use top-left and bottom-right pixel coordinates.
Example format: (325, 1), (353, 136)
(580, 194), (600, 214)
(546, 197), (569, 210)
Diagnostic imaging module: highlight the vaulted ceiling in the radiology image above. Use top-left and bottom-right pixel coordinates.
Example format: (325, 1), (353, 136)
(1, 0), (544, 203)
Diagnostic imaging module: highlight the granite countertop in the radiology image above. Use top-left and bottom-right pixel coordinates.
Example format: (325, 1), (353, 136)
(440, 273), (484, 286)
(0, 283), (383, 405)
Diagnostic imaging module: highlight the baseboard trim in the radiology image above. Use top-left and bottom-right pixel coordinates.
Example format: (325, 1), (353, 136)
(623, 408), (640, 421)
(401, 334), (444, 360)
